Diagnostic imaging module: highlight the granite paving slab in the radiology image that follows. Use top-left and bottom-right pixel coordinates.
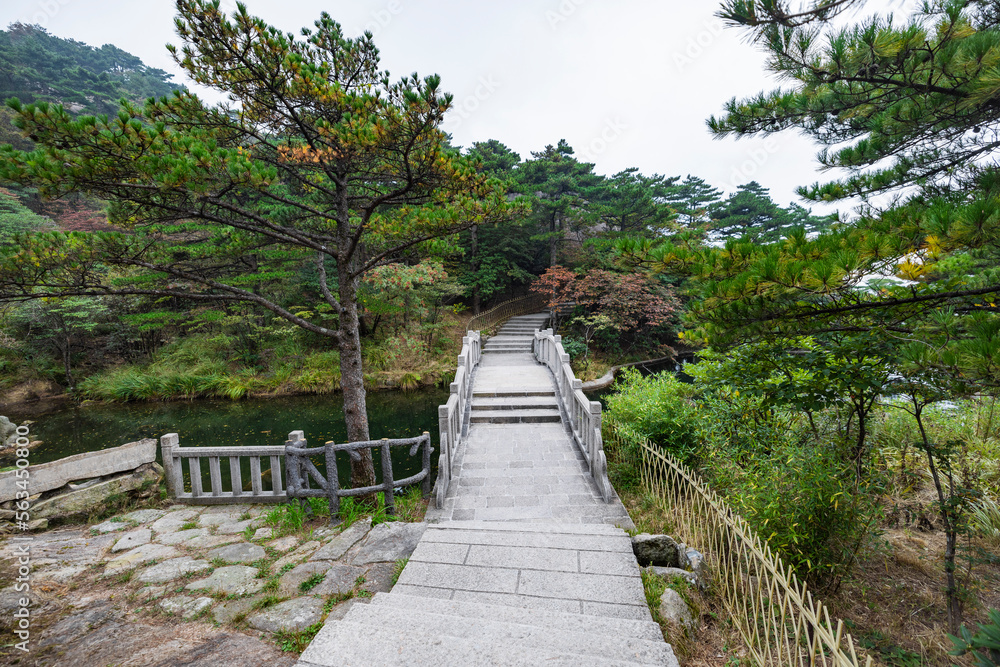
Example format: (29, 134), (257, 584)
(186, 565), (264, 596)
(111, 528), (151, 552)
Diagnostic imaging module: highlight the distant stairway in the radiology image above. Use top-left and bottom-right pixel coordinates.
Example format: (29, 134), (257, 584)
(481, 313), (549, 354)
(474, 314), (560, 424)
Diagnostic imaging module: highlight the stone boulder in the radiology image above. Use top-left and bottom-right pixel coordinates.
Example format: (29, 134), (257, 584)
(0, 415), (16, 447)
(186, 566), (264, 596)
(659, 588), (697, 630)
(248, 597), (325, 633)
(632, 533), (684, 568)
(30, 463), (163, 522)
(650, 566), (697, 587)
(349, 521), (426, 565)
(311, 518), (371, 561)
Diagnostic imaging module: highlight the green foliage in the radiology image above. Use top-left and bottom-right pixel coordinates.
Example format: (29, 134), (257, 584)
(298, 572), (325, 593)
(514, 139), (601, 265)
(969, 497), (1000, 545)
(696, 387), (798, 463)
(263, 501), (309, 536)
(855, 628), (924, 667)
(0, 186), (54, 243)
(588, 168), (679, 238)
(391, 558), (408, 586)
(604, 369), (702, 463)
(559, 336), (588, 361)
(274, 621), (324, 653)
(950, 608), (1000, 667)
(707, 433), (878, 583)
(640, 566), (669, 630)
(706, 181), (835, 243)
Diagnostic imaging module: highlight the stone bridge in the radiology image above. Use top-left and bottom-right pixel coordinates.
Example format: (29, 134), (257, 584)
(295, 314), (680, 666)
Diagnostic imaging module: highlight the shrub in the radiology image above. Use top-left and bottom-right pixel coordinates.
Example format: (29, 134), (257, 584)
(707, 437), (882, 585)
(949, 608), (1000, 667)
(604, 368), (702, 463)
(559, 336), (588, 361)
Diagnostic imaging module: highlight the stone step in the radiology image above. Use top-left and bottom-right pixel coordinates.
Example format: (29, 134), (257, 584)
(297, 619), (669, 667)
(325, 601), (676, 665)
(435, 521), (627, 536)
(370, 591), (664, 642)
(471, 396), (558, 411)
(483, 345), (533, 351)
(481, 348), (534, 355)
(469, 409), (562, 424)
(472, 390), (555, 398)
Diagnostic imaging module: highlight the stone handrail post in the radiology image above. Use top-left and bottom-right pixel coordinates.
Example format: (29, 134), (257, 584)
(532, 330), (614, 502)
(435, 330), (483, 508)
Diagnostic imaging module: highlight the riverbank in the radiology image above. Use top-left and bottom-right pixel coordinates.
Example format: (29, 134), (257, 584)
(1, 313), (472, 408)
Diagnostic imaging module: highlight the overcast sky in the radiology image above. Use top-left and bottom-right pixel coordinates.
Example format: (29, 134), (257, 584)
(3, 0), (917, 214)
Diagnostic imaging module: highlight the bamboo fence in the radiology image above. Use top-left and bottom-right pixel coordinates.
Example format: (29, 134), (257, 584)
(606, 426), (874, 667)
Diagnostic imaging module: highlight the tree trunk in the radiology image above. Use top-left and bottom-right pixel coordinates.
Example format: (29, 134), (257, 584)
(550, 212), (559, 268)
(338, 265), (376, 492)
(61, 336), (75, 390)
(914, 401), (962, 634)
(470, 224), (480, 315)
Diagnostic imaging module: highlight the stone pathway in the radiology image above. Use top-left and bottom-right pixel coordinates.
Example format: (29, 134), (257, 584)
(296, 315), (679, 666)
(0, 504), (426, 666)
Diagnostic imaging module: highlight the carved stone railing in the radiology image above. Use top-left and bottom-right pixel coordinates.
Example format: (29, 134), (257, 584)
(435, 331), (482, 507)
(160, 433), (287, 505)
(533, 328), (613, 502)
(284, 430), (432, 518)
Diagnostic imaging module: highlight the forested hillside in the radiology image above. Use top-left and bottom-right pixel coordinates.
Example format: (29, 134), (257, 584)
(0, 23), (180, 115)
(0, 23), (183, 243)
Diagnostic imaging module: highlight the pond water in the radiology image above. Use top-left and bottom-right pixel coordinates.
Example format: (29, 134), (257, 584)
(5, 388), (449, 490)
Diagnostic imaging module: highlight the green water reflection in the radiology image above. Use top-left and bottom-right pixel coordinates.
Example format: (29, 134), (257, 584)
(6, 389), (448, 490)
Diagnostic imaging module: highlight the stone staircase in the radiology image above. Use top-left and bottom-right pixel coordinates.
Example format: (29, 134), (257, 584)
(474, 314), (560, 424)
(481, 313), (550, 354)
(294, 312), (679, 667)
(297, 522), (677, 667)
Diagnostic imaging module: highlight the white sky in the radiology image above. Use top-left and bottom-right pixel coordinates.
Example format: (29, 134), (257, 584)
(2, 0), (919, 215)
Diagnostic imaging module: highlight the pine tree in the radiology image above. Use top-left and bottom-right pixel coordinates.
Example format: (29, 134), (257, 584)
(660, 175), (723, 229)
(514, 140), (601, 267)
(588, 168), (678, 238)
(0, 2), (515, 489)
